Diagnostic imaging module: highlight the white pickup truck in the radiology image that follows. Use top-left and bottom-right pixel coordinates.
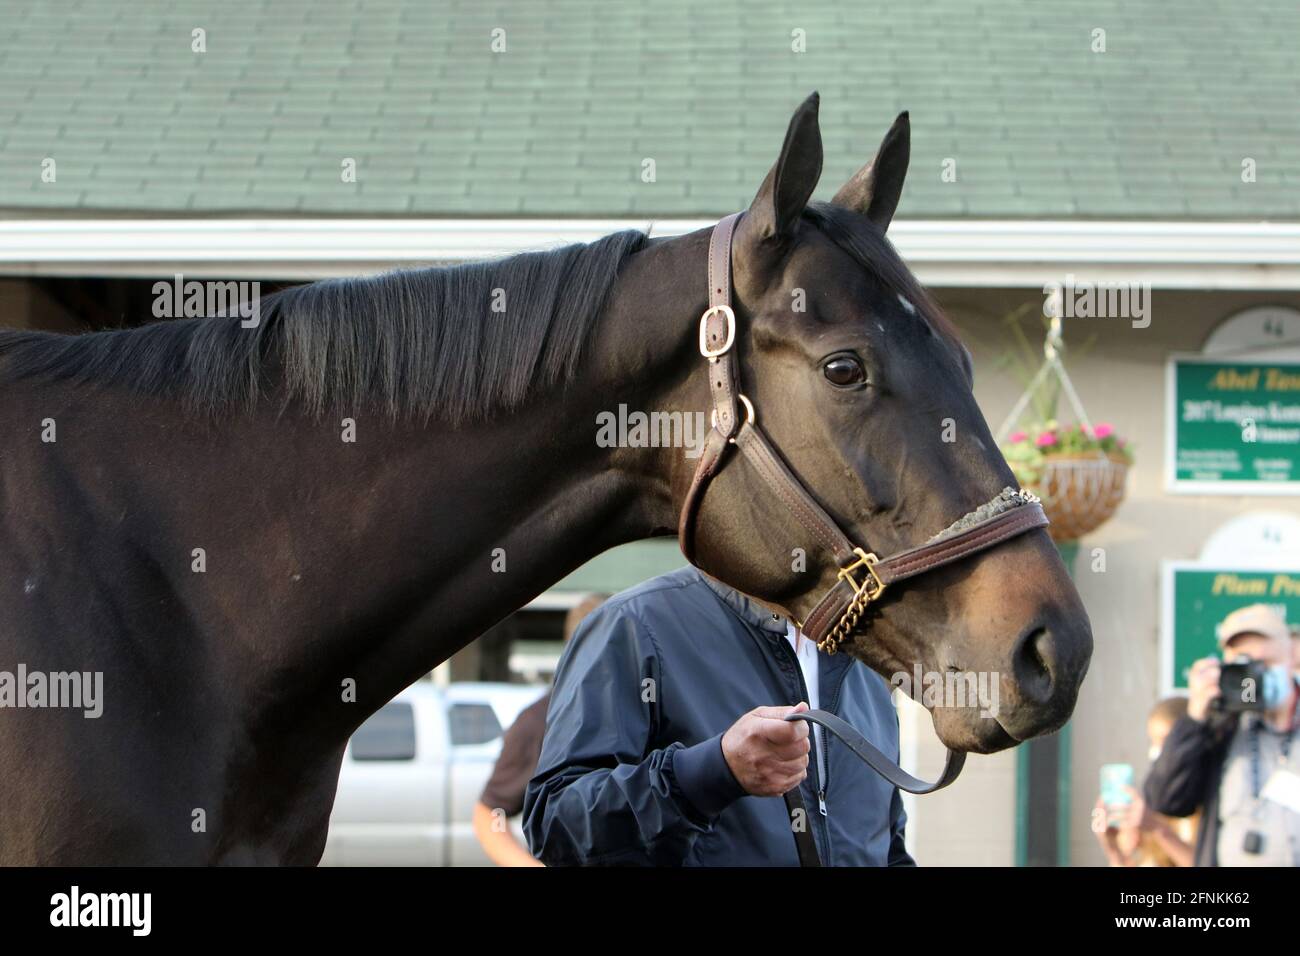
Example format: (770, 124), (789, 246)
(320, 680), (547, 866)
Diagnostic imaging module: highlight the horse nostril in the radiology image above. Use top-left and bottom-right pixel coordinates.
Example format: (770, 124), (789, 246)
(1012, 626), (1056, 705)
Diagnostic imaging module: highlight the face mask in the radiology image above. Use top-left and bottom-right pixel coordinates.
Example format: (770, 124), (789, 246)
(1261, 663), (1294, 710)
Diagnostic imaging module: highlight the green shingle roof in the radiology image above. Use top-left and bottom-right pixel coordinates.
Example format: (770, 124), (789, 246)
(1, 1), (1298, 218)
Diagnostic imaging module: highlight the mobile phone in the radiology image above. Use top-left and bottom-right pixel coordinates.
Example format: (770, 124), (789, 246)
(1100, 763), (1135, 826)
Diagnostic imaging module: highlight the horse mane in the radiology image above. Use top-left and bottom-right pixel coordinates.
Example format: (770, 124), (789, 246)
(0, 229), (648, 423)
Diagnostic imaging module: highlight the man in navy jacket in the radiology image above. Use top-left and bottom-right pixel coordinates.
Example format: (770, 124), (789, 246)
(523, 566), (913, 866)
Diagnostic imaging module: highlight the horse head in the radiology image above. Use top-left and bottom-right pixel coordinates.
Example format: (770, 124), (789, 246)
(677, 94), (1092, 754)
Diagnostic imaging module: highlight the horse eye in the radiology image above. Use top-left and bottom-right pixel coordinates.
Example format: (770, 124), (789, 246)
(823, 356), (866, 388)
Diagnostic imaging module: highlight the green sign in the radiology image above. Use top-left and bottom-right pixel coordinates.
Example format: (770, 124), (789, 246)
(552, 540), (686, 594)
(1161, 562), (1300, 692)
(1168, 357), (1300, 492)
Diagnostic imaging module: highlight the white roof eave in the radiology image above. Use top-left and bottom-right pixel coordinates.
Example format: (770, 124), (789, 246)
(1, 217), (1299, 289)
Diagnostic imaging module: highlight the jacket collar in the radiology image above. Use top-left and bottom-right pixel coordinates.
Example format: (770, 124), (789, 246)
(696, 568), (788, 635)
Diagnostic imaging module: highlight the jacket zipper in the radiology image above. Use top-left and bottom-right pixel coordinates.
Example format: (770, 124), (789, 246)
(815, 730), (828, 816)
(813, 657), (853, 833)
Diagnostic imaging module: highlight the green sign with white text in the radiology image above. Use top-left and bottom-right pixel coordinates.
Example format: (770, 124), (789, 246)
(1170, 358), (1300, 491)
(1163, 564), (1300, 691)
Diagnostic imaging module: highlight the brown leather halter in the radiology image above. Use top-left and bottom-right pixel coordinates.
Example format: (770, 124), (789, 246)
(676, 214), (1052, 863)
(678, 212), (1051, 655)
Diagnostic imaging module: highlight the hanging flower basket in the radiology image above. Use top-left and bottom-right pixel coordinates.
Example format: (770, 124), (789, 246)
(1034, 452), (1130, 542)
(1001, 423), (1133, 543)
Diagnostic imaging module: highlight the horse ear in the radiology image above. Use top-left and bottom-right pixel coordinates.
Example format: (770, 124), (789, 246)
(831, 111), (910, 230)
(745, 92), (823, 241)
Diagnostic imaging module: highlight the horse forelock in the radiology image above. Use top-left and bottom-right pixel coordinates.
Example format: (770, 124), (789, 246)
(800, 202), (962, 351)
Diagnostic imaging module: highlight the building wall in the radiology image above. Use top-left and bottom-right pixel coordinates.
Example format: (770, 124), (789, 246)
(0, 278), (80, 331)
(904, 286), (1300, 866)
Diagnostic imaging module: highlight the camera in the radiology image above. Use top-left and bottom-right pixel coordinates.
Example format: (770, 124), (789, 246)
(1217, 655), (1270, 712)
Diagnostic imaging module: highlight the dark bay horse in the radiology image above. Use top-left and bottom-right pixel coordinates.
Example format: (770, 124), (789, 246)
(0, 94), (1091, 864)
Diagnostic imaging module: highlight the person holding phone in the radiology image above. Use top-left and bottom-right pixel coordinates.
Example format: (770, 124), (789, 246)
(1144, 604), (1300, 866)
(1093, 697), (1197, 866)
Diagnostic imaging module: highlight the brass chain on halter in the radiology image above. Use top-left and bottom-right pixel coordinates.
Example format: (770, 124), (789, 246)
(817, 547), (887, 654)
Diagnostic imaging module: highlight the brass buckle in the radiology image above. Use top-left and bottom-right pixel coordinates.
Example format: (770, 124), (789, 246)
(699, 305), (736, 358)
(837, 547), (885, 602)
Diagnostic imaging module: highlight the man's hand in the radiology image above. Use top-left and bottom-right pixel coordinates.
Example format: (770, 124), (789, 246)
(721, 702), (811, 797)
(1187, 656), (1221, 722)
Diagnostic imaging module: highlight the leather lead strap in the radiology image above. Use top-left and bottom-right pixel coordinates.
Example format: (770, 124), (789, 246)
(790, 710), (967, 794)
(783, 789), (822, 867)
(782, 709), (968, 867)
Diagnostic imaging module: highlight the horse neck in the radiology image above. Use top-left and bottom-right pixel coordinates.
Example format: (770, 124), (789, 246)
(292, 229), (712, 717)
(582, 227), (715, 525)
(229, 403), (665, 719)
(69, 236), (708, 733)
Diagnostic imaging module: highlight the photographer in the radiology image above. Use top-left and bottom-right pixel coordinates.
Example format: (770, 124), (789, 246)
(1145, 604), (1300, 866)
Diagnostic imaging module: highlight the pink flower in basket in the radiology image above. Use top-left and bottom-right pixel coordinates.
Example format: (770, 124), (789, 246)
(1092, 422), (1114, 439)
(1008, 430), (1028, 443)
(1035, 432), (1058, 448)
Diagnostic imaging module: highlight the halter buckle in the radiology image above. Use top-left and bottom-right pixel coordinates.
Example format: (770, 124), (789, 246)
(699, 305), (736, 358)
(710, 394), (755, 439)
(837, 548), (885, 602)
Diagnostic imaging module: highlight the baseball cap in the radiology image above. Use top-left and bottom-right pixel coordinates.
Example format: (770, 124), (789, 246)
(1216, 604), (1290, 649)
